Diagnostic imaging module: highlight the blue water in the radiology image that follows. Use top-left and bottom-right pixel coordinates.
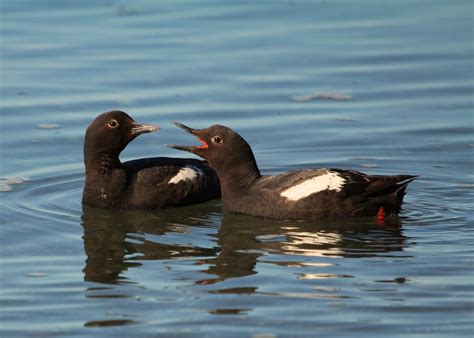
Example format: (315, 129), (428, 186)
(1, 1), (473, 336)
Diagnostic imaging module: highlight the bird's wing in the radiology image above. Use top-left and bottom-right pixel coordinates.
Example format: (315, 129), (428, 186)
(257, 168), (330, 192)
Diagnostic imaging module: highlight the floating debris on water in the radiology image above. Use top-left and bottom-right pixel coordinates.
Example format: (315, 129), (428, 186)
(38, 123), (61, 129)
(0, 183), (12, 192)
(457, 183), (474, 189)
(360, 163), (379, 169)
(0, 176), (31, 192)
(1, 176), (31, 185)
(292, 92), (352, 102)
(26, 272), (47, 277)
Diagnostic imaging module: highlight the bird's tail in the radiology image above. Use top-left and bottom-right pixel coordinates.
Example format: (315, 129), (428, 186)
(366, 175), (416, 213)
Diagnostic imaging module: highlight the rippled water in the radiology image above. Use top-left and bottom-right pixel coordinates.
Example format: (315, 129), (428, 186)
(1, 1), (473, 336)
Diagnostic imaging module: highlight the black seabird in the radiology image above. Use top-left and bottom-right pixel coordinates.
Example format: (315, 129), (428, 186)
(82, 111), (220, 210)
(168, 123), (415, 220)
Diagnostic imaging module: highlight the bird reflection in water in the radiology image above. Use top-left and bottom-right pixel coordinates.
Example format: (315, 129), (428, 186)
(81, 205), (408, 288)
(196, 213), (408, 285)
(81, 204), (220, 285)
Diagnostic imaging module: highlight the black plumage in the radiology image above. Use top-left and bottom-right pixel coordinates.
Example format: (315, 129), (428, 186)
(169, 123), (415, 220)
(82, 111), (220, 210)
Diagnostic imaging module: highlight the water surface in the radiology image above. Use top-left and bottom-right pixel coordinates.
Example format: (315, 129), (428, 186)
(1, 1), (473, 336)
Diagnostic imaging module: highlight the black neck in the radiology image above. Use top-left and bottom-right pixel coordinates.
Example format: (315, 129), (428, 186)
(84, 152), (122, 175)
(217, 159), (261, 199)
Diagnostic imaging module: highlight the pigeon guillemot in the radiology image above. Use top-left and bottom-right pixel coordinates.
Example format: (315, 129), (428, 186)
(82, 111), (220, 210)
(168, 123), (416, 220)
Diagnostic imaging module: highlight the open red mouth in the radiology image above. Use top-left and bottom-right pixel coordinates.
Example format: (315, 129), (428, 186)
(195, 137), (209, 149)
(167, 122), (209, 153)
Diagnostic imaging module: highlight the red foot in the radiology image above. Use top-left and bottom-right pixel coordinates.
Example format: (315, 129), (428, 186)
(377, 207), (385, 224)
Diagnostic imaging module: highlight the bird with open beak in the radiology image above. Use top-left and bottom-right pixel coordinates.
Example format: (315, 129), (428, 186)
(168, 122), (415, 220)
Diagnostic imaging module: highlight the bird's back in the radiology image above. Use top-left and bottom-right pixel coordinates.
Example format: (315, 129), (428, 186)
(225, 168), (415, 219)
(123, 157), (220, 209)
(83, 157), (220, 210)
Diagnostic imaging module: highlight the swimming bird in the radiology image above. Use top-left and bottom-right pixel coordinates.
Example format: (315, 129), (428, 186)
(168, 123), (415, 220)
(82, 111), (220, 210)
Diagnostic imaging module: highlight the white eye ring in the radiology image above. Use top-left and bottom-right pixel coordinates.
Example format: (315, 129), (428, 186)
(212, 136), (222, 144)
(108, 120), (119, 128)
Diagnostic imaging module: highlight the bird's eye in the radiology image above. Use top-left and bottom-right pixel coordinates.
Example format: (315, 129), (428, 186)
(212, 136), (222, 144)
(108, 120), (119, 128)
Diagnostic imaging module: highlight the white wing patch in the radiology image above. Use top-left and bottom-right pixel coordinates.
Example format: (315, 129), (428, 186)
(280, 171), (346, 201)
(168, 166), (201, 184)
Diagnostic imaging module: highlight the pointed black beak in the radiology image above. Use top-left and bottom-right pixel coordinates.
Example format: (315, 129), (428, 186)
(130, 122), (160, 135)
(167, 122), (209, 154)
(167, 143), (195, 152)
(172, 122), (196, 135)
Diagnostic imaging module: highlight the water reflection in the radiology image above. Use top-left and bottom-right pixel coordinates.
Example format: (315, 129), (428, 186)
(197, 213), (408, 285)
(81, 204), (220, 284)
(82, 207), (408, 287)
